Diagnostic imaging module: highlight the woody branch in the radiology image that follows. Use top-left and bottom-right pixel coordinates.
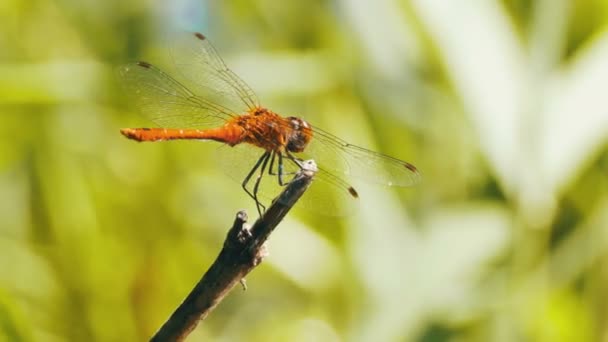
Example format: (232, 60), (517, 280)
(150, 160), (317, 342)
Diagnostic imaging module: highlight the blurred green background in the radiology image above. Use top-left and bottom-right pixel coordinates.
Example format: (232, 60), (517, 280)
(2, 0), (608, 341)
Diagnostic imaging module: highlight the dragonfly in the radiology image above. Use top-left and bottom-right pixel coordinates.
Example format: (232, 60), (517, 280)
(119, 32), (420, 216)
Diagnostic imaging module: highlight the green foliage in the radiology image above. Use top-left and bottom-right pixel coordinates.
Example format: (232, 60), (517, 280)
(1, 0), (607, 341)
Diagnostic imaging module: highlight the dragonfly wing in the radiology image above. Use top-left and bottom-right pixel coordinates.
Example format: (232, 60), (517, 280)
(214, 144), (289, 205)
(299, 125), (421, 187)
(307, 165), (359, 214)
(215, 144), (356, 216)
(119, 61), (234, 128)
(170, 32), (259, 113)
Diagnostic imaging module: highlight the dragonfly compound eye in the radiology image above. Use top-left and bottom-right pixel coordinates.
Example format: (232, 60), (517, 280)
(286, 117), (312, 153)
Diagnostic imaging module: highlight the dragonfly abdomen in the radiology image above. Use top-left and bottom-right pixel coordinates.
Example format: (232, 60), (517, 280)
(120, 126), (245, 145)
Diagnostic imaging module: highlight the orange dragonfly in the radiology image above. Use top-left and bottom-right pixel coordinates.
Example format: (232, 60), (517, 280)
(119, 32), (420, 215)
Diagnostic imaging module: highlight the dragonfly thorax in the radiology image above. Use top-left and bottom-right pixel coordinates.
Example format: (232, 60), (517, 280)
(285, 117), (313, 153)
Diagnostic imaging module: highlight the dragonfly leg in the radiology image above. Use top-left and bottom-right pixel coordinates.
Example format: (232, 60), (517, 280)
(268, 152), (277, 177)
(242, 151), (270, 215)
(252, 151), (271, 216)
(268, 152), (302, 186)
(285, 151), (305, 169)
(268, 152), (296, 186)
(277, 152), (286, 185)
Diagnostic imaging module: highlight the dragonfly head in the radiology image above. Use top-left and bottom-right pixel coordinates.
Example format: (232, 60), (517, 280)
(285, 117), (313, 153)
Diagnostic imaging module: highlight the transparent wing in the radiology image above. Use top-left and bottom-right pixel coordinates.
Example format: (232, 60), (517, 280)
(170, 32), (259, 113)
(296, 166), (358, 216)
(297, 125), (421, 187)
(215, 144), (357, 216)
(118, 61), (236, 128)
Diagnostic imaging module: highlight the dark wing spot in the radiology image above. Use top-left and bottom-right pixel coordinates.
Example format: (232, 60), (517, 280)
(194, 32), (206, 41)
(348, 187), (359, 198)
(142, 127), (151, 131)
(404, 163), (418, 173)
(136, 61), (152, 69)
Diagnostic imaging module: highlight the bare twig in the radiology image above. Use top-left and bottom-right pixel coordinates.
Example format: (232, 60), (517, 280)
(150, 160), (317, 342)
